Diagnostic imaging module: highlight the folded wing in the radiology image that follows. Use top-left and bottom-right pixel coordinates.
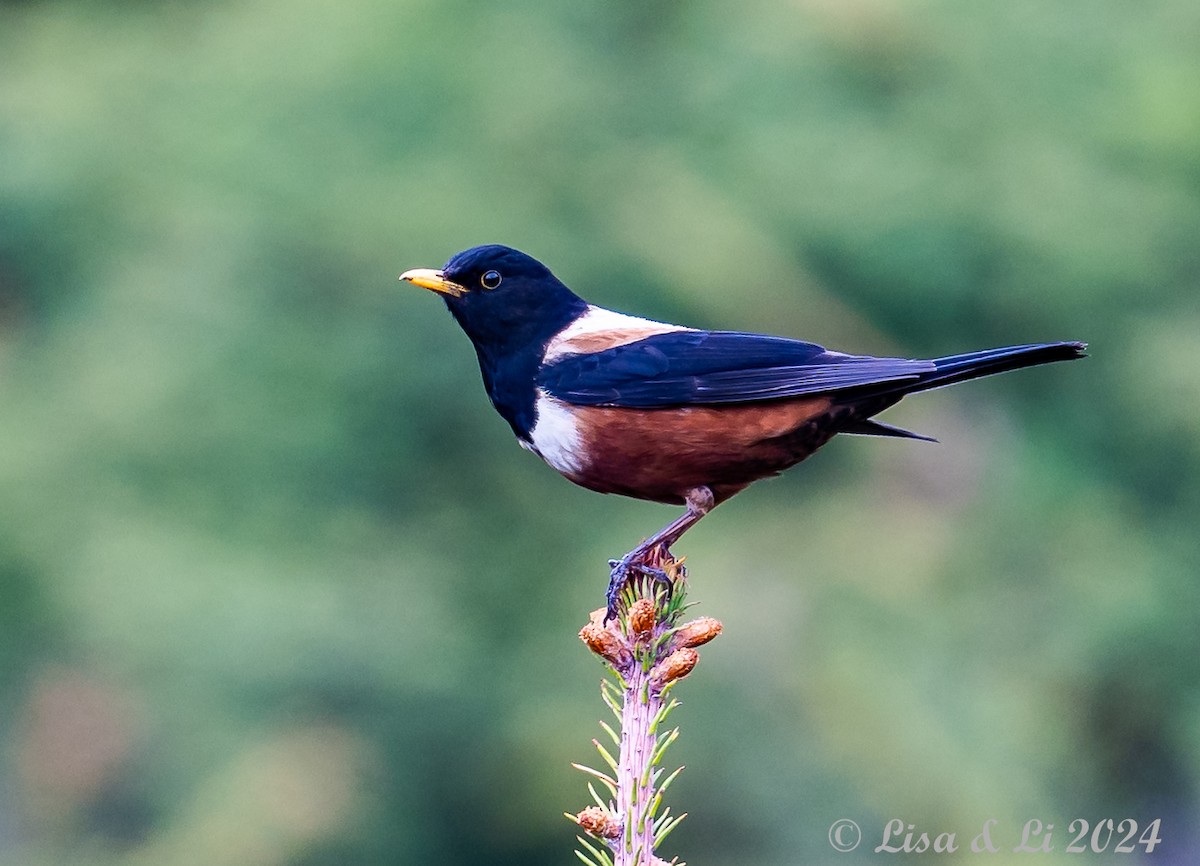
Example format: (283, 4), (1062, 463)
(537, 330), (933, 407)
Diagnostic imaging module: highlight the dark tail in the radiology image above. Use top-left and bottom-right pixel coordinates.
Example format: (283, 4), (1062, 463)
(905, 341), (1087, 395)
(840, 341), (1086, 441)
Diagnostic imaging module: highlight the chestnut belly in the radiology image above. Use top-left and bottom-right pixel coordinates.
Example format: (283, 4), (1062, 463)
(563, 397), (845, 505)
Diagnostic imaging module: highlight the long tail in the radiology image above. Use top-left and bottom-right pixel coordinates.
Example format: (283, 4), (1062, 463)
(864, 343), (1089, 400)
(861, 341), (1087, 399)
(840, 341), (1086, 441)
(910, 341), (1087, 394)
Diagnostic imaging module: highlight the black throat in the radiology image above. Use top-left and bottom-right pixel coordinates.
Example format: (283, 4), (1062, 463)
(445, 294), (587, 440)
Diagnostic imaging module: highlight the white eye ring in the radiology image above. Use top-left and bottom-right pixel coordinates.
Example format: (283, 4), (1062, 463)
(481, 270), (502, 289)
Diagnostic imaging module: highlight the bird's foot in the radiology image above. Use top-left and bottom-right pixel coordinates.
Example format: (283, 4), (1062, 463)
(605, 547), (674, 624)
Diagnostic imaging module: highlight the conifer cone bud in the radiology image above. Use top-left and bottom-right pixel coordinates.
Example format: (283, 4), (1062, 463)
(579, 622), (632, 670)
(650, 647), (699, 690)
(673, 616), (723, 648)
(575, 805), (621, 839)
(628, 598), (656, 637)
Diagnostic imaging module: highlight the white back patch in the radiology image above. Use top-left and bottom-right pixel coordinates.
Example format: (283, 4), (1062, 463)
(528, 391), (587, 477)
(543, 305), (688, 363)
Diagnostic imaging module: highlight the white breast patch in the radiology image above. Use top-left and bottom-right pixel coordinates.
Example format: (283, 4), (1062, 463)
(527, 390), (587, 477)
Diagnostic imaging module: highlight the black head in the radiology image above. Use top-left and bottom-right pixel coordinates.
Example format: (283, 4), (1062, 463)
(399, 245), (587, 357)
(399, 245), (589, 439)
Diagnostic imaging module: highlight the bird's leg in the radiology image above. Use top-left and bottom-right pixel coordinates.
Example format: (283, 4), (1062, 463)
(605, 487), (715, 622)
(635, 486), (716, 554)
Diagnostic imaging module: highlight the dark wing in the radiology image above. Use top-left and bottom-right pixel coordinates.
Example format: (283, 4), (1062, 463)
(537, 330), (934, 407)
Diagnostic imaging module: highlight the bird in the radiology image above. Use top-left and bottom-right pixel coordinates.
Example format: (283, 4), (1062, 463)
(400, 244), (1085, 618)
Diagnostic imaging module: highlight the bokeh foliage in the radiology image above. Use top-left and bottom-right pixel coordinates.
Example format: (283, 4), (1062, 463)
(2, 0), (1198, 863)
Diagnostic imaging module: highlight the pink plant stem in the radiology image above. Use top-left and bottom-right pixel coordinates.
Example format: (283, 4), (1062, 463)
(574, 564), (716, 865)
(617, 661), (659, 866)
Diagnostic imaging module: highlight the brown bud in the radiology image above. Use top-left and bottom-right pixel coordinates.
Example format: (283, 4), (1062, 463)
(673, 616), (722, 648)
(575, 805), (621, 839)
(650, 647), (699, 690)
(628, 598), (656, 637)
(579, 622), (632, 669)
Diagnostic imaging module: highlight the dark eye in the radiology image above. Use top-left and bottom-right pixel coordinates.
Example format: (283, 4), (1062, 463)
(481, 270), (502, 289)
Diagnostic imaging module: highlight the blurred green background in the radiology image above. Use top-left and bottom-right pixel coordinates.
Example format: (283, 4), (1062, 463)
(2, 0), (1198, 863)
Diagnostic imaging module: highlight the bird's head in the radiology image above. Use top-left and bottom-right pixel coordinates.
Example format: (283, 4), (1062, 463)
(400, 245), (587, 356)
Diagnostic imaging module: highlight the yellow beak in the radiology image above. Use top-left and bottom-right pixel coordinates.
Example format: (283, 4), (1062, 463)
(398, 268), (468, 298)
